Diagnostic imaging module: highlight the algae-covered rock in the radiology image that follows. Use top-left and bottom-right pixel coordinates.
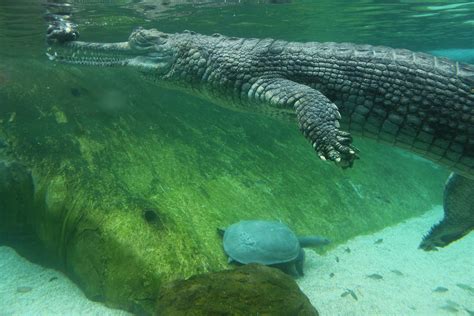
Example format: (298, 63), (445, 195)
(0, 58), (449, 314)
(0, 156), (34, 243)
(0, 137), (31, 220)
(0, 152), (48, 265)
(156, 264), (318, 315)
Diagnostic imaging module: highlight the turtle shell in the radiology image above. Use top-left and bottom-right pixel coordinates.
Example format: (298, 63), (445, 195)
(223, 220), (301, 265)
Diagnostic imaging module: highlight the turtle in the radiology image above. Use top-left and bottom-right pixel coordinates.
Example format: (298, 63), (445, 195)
(218, 220), (330, 276)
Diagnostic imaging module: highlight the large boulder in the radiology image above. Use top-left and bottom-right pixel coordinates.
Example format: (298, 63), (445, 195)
(156, 264), (318, 315)
(0, 158), (34, 236)
(0, 148), (39, 261)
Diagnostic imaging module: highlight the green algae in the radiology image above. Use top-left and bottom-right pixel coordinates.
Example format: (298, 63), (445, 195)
(0, 58), (449, 313)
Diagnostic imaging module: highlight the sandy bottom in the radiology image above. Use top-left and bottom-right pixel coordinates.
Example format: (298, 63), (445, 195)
(0, 246), (129, 316)
(1, 206), (472, 315)
(298, 205), (474, 316)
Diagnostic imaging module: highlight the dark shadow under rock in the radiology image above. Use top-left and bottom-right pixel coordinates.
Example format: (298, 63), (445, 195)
(156, 264), (318, 315)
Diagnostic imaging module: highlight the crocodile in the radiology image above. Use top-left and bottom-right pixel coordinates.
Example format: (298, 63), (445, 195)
(45, 19), (474, 250)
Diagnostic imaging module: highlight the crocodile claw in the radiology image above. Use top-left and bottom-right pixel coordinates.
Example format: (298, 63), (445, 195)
(313, 129), (359, 168)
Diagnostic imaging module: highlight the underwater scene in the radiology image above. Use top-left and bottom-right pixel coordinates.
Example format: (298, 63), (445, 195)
(0, 0), (473, 315)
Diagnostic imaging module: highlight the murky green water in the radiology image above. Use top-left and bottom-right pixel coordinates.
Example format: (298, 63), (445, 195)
(1, 0), (474, 59)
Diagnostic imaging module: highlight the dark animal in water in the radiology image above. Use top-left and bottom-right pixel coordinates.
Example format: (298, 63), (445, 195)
(218, 220), (330, 276)
(46, 19), (474, 250)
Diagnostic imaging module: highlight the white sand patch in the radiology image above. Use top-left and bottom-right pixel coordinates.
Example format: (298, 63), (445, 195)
(298, 206), (474, 316)
(0, 246), (130, 316)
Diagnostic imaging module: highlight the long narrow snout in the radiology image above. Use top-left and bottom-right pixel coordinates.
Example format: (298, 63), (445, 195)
(47, 41), (133, 66)
(47, 37), (175, 74)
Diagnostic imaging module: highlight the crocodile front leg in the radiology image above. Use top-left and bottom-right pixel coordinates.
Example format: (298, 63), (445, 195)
(250, 78), (358, 167)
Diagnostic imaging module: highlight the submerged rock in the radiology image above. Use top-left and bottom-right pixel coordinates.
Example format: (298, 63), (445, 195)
(0, 159), (34, 238)
(156, 264), (318, 315)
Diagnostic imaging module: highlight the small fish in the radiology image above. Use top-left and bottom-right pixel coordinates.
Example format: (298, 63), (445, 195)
(374, 238), (383, 244)
(440, 305), (458, 313)
(366, 273), (383, 280)
(49, 276), (58, 282)
(329, 273), (335, 278)
(340, 289), (358, 301)
(335, 256), (339, 263)
(16, 286), (32, 293)
(344, 247), (351, 253)
(441, 299), (461, 313)
(390, 269), (403, 276)
(348, 289), (358, 301)
(433, 286), (449, 293)
(456, 283), (474, 294)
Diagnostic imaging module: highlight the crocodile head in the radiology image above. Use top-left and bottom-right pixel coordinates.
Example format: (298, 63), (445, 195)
(47, 26), (177, 77)
(126, 28), (177, 76)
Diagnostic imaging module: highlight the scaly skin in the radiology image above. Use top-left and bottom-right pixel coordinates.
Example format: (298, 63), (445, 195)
(419, 173), (474, 250)
(46, 22), (474, 249)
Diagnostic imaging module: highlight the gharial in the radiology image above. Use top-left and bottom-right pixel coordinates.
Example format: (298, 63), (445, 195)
(45, 18), (474, 250)
(218, 220), (330, 276)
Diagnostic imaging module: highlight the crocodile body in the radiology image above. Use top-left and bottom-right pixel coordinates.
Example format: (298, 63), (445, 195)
(46, 22), (474, 249)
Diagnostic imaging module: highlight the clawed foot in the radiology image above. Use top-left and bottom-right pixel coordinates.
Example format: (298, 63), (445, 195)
(312, 129), (359, 168)
(46, 18), (79, 44)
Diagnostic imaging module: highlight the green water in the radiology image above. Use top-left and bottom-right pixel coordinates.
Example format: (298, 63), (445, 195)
(0, 0), (472, 314)
(2, 0), (474, 57)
